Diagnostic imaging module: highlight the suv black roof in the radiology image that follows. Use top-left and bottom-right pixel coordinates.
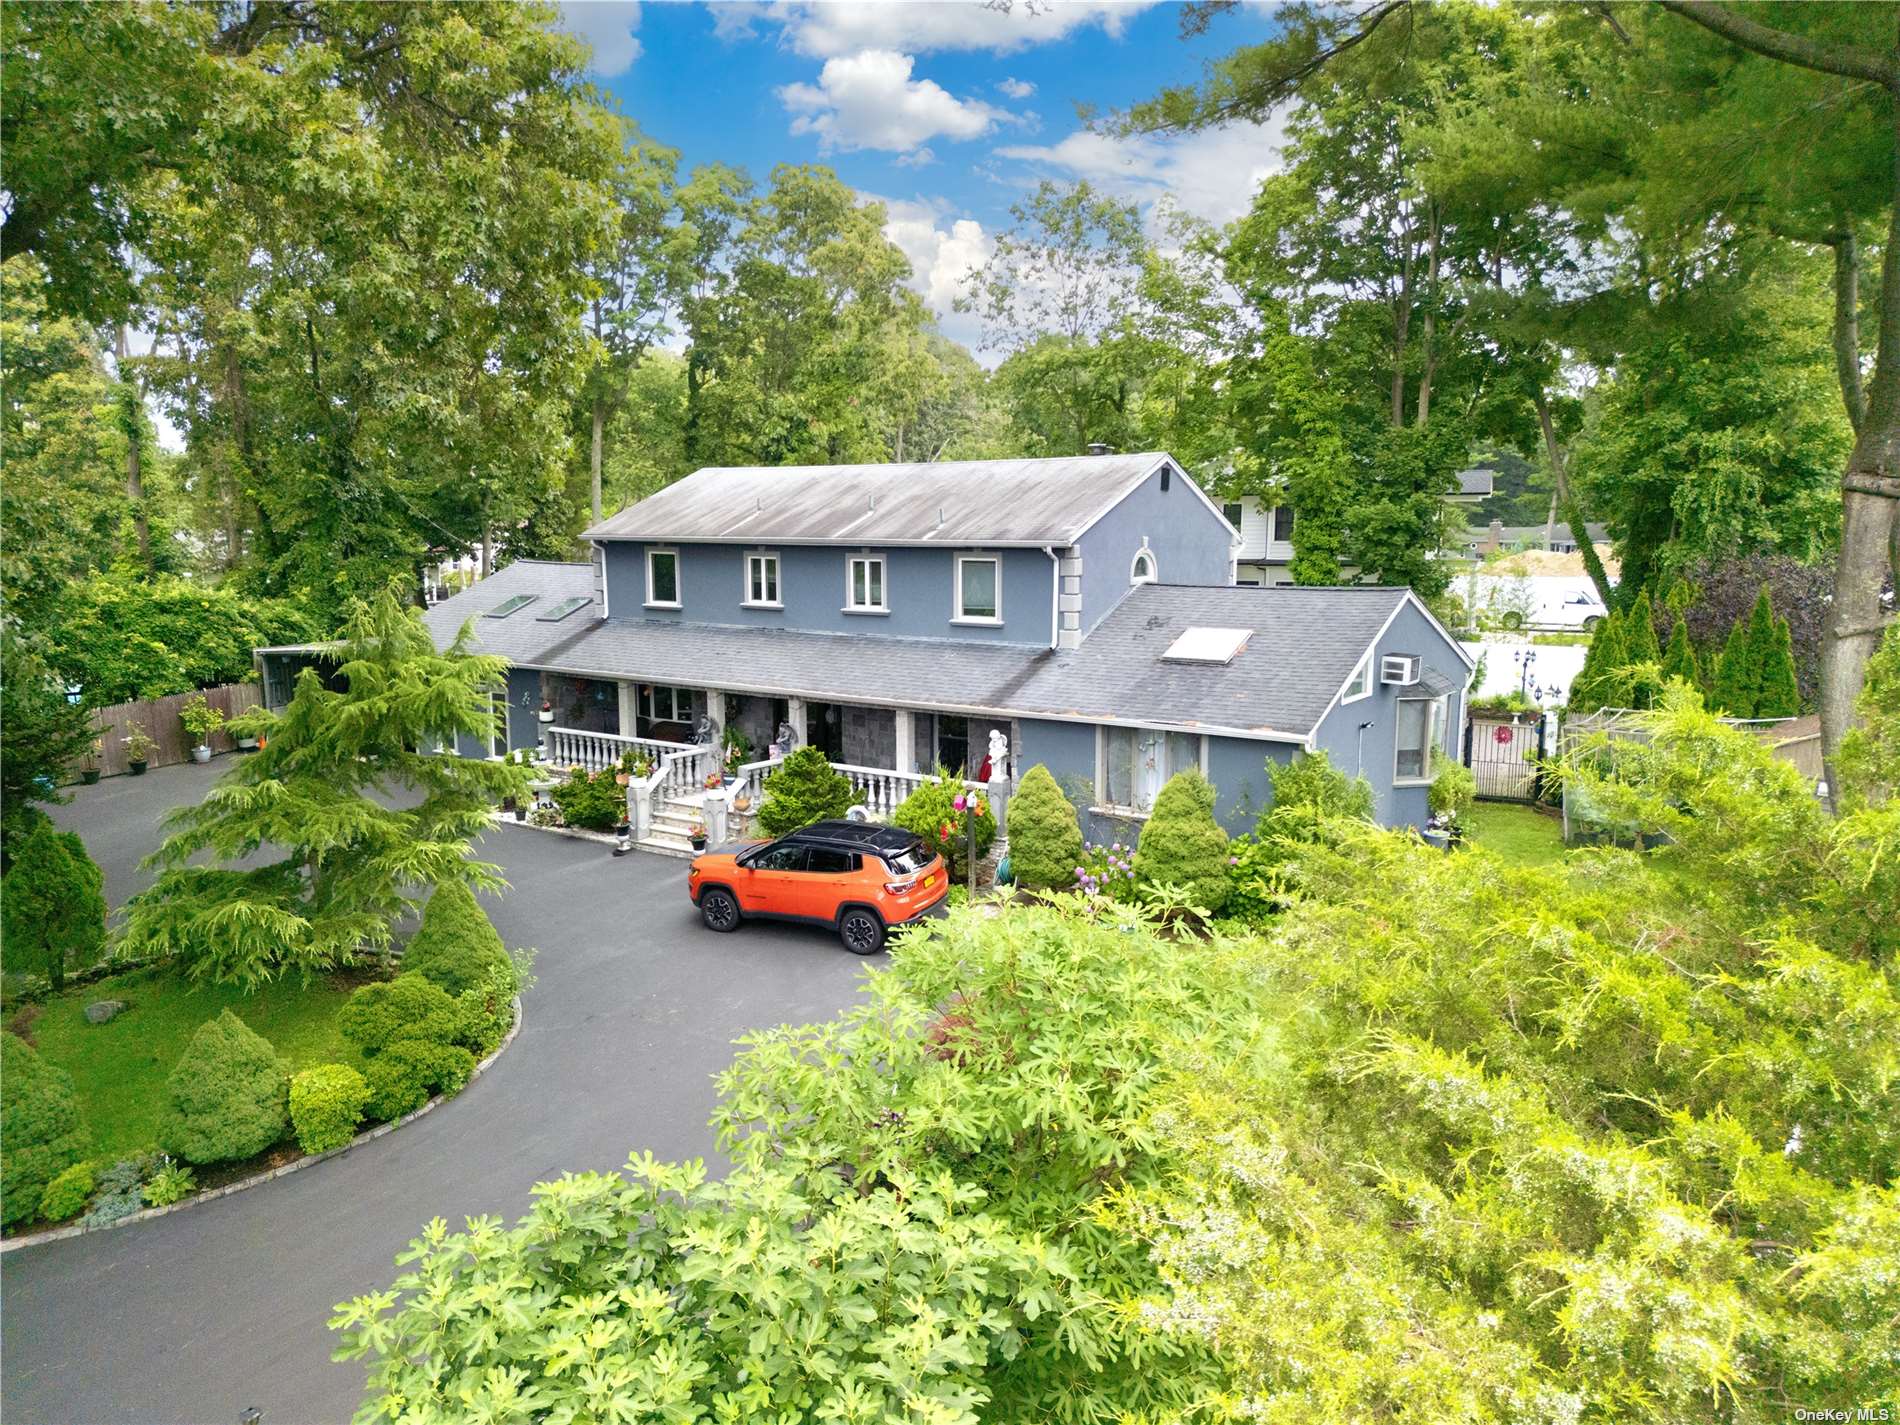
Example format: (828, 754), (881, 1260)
(786, 820), (926, 853)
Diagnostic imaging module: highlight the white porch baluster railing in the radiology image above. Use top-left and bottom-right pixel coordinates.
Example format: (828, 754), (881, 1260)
(544, 726), (693, 776)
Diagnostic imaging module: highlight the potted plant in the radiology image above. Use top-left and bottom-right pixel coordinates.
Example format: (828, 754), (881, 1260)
(689, 820), (708, 852)
(180, 693), (225, 763)
(122, 728), (157, 775)
(231, 704), (262, 750)
(703, 769), (725, 791)
(80, 737), (103, 785)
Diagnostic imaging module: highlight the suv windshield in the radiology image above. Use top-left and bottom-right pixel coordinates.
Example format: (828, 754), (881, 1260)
(879, 842), (933, 876)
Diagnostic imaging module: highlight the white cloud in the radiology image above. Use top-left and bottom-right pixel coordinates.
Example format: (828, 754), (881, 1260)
(559, 1), (643, 76)
(742, 1), (1156, 57)
(996, 115), (1287, 227)
(876, 195), (993, 355)
(997, 76), (1036, 99)
(780, 50), (1007, 154)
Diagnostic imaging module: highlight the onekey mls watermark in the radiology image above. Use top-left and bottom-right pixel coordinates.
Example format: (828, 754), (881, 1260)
(1792, 1410), (1893, 1422)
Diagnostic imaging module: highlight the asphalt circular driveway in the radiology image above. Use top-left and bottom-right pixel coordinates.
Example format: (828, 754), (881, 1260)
(1, 761), (874, 1425)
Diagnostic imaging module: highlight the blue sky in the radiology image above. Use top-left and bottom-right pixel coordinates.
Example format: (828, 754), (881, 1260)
(557, 1), (1284, 349)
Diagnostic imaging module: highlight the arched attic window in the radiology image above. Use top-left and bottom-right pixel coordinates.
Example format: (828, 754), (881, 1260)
(1131, 547), (1158, 585)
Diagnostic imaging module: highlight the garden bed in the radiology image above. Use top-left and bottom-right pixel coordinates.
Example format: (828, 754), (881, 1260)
(10, 963), (365, 1160)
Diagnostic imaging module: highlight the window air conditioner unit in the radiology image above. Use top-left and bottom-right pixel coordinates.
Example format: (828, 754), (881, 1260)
(1380, 654), (1421, 686)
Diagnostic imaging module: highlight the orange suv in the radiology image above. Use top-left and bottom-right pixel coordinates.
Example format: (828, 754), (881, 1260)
(688, 820), (948, 954)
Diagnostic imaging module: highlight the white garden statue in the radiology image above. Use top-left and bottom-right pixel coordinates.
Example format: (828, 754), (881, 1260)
(987, 728), (1009, 777)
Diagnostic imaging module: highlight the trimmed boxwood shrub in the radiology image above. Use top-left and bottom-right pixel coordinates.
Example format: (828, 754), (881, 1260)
(157, 1010), (290, 1166)
(290, 1064), (372, 1154)
(364, 1040), (475, 1121)
(550, 768), (625, 831)
(38, 1159), (96, 1222)
(2, 1032), (91, 1226)
(1005, 764), (1085, 891)
(1132, 769), (1232, 915)
(402, 881), (510, 996)
(757, 746), (863, 836)
(1, 823), (106, 989)
(892, 769), (996, 881)
(338, 972), (467, 1057)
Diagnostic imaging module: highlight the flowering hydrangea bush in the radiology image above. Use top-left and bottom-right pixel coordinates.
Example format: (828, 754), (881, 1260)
(1075, 839), (1137, 901)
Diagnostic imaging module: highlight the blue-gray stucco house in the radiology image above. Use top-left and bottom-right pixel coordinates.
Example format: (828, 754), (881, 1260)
(265, 452), (1472, 848)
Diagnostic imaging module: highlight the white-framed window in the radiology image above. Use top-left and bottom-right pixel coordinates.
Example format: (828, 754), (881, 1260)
(1130, 548), (1158, 585)
(954, 554), (1000, 624)
(645, 548), (680, 608)
(1221, 501), (1244, 531)
(1271, 505), (1296, 543)
(1096, 726), (1204, 816)
(744, 551), (781, 608)
(845, 554), (887, 613)
(638, 684), (693, 723)
(1394, 694), (1447, 783)
(1342, 653), (1372, 703)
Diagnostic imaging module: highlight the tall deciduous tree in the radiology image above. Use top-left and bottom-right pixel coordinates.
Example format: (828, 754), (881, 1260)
(121, 586), (526, 987)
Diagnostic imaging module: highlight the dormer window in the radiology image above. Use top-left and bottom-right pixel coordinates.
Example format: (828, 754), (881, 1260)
(744, 552), (781, 609)
(954, 554), (1000, 624)
(1130, 547), (1157, 586)
(645, 549), (680, 608)
(845, 554), (887, 613)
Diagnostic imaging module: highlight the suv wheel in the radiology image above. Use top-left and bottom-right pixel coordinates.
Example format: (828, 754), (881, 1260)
(839, 907), (885, 956)
(699, 887), (740, 933)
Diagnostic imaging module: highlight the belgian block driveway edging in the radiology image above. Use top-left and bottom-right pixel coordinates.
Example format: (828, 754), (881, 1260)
(0, 996), (524, 1256)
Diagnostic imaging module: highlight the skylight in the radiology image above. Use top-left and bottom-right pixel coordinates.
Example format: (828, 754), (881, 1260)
(484, 595), (538, 619)
(534, 596), (592, 623)
(1161, 626), (1253, 665)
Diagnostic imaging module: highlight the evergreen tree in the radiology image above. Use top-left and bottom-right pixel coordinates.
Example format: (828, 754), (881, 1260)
(1757, 617), (1801, 720)
(1005, 764), (1085, 892)
(0, 824), (106, 989)
(1742, 587), (1782, 715)
(1660, 619), (1701, 689)
(756, 747), (864, 837)
(120, 585), (528, 988)
(1569, 612), (1626, 714)
(1132, 770), (1231, 914)
(1622, 589), (1662, 667)
(158, 1011), (290, 1166)
(1710, 621), (1757, 717)
(401, 880), (509, 997)
(0, 630), (95, 860)
(1, 1033), (90, 1227)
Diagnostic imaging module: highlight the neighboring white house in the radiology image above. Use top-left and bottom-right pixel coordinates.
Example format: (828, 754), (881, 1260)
(1224, 464), (1494, 584)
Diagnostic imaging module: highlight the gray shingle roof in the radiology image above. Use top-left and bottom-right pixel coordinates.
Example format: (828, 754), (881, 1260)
(580, 453), (1182, 546)
(1008, 584), (1414, 738)
(424, 566), (1442, 742)
(1453, 465), (1496, 497)
(421, 561), (597, 665)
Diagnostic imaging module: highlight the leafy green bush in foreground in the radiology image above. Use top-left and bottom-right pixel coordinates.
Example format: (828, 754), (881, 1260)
(1, 1033), (90, 1227)
(336, 672), (1900, 1422)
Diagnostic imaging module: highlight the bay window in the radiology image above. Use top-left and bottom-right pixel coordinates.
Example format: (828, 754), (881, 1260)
(1098, 726), (1203, 814)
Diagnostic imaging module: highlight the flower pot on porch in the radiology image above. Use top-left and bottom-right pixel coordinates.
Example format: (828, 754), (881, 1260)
(191, 745), (212, 764)
(129, 759), (148, 776)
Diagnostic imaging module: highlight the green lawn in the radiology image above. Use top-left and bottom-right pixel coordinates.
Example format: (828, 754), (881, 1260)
(17, 966), (354, 1161)
(1463, 802), (1568, 870)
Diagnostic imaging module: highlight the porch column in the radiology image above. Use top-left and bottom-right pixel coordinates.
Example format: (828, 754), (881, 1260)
(787, 696), (808, 748)
(617, 681), (638, 739)
(893, 709), (917, 775)
(704, 689), (726, 738)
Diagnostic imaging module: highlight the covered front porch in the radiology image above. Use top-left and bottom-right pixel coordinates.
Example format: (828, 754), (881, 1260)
(539, 701), (997, 857)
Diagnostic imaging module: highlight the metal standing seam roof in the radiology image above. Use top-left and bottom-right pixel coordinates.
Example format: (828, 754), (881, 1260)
(419, 563), (1445, 742)
(579, 452), (1197, 546)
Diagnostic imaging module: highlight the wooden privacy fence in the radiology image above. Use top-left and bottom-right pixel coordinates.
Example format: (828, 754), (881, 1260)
(79, 682), (264, 780)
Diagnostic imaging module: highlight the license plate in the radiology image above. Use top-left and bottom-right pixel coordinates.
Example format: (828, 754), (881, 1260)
(923, 874), (936, 889)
